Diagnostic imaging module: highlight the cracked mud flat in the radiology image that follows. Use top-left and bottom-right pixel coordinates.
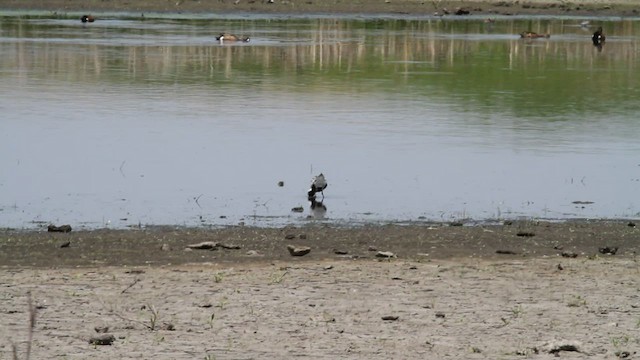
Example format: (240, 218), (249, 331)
(1, 221), (640, 359)
(2, 258), (640, 359)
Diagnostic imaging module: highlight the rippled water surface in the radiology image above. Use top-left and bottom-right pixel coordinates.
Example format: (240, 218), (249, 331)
(1, 13), (639, 229)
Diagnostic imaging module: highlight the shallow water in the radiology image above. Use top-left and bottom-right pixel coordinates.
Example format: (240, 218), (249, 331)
(1, 14), (639, 229)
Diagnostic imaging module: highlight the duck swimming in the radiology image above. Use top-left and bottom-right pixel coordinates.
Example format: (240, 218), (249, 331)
(520, 31), (550, 39)
(81, 15), (95, 23)
(592, 27), (605, 46)
(216, 33), (250, 42)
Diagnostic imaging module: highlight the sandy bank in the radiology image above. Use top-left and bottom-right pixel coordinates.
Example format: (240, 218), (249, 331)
(0, 0), (638, 17)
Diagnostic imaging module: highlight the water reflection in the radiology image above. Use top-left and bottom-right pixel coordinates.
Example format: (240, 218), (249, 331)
(3, 17), (639, 113)
(1, 15), (639, 228)
(309, 197), (327, 220)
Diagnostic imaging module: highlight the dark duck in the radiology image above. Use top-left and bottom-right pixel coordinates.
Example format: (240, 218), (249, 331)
(592, 27), (605, 46)
(81, 15), (95, 23)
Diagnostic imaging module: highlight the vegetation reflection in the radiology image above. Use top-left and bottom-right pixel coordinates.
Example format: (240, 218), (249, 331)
(2, 16), (640, 116)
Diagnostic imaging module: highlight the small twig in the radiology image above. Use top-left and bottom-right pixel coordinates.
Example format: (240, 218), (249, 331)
(194, 194), (203, 208)
(108, 308), (154, 330)
(119, 161), (126, 178)
(121, 278), (140, 294)
(147, 305), (158, 330)
(13, 293), (37, 360)
(26, 292), (36, 360)
(270, 270), (289, 284)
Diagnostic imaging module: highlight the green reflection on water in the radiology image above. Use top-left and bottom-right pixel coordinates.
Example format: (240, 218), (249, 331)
(2, 16), (640, 118)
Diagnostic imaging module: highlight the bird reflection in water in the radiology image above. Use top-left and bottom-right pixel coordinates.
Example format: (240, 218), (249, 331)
(307, 173), (328, 219)
(308, 196), (327, 219)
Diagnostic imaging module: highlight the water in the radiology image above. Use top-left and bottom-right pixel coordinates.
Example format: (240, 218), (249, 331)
(1, 13), (639, 229)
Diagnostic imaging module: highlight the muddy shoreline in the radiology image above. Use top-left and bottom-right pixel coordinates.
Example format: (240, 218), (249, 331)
(0, 0), (639, 17)
(1, 220), (638, 268)
(3, 220), (640, 359)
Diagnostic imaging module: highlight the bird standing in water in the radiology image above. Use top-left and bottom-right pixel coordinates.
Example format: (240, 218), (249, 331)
(307, 173), (327, 199)
(592, 27), (605, 46)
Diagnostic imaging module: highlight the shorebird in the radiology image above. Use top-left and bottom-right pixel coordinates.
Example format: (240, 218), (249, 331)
(592, 27), (605, 46)
(307, 173), (327, 199)
(81, 15), (95, 23)
(215, 33), (250, 43)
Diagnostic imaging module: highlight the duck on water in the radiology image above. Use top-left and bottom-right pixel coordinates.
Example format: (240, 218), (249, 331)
(520, 31), (550, 39)
(592, 27), (605, 46)
(216, 33), (250, 43)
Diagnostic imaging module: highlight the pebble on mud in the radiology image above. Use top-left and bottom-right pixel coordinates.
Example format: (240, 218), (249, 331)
(375, 251), (396, 258)
(516, 231), (535, 237)
(187, 241), (219, 250)
(615, 350), (632, 358)
(186, 242), (241, 251)
(94, 326), (109, 333)
(161, 322), (175, 331)
(48, 224), (72, 233)
(542, 340), (581, 354)
(89, 334), (115, 345)
(218, 243), (242, 250)
(287, 245), (311, 256)
(599, 246), (618, 255)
